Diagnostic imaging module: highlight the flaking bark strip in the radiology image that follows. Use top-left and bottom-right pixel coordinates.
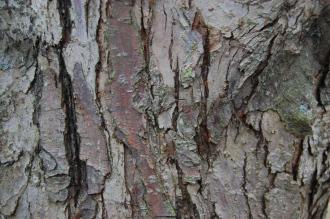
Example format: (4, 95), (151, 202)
(95, 0), (112, 176)
(240, 34), (277, 110)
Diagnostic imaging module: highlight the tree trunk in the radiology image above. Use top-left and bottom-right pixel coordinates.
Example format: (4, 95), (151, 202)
(1, 0), (330, 218)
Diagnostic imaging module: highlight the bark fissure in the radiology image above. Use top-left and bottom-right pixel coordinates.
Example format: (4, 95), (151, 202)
(29, 37), (42, 130)
(314, 49), (330, 111)
(140, 0), (152, 67)
(95, 0), (112, 178)
(308, 168), (318, 217)
(162, 4), (167, 31)
(169, 23), (174, 70)
(172, 58), (180, 131)
(58, 51), (85, 207)
(242, 153), (253, 219)
(174, 160), (200, 219)
(84, 0), (91, 36)
(57, 0), (85, 209)
(2, 0), (330, 218)
(192, 11), (213, 162)
(292, 138), (304, 181)
(240, 34), (277, 110)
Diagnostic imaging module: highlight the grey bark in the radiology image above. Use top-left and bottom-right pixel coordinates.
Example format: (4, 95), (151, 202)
(0, 0), (330, 218)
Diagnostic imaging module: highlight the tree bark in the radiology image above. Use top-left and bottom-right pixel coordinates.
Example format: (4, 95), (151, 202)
(1, 0), (330, 218)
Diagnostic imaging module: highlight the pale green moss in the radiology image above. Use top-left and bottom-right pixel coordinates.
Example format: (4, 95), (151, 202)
(183, 67), (194, 78)
(274, 98), (313, 136)
(109, 70), (116, 81)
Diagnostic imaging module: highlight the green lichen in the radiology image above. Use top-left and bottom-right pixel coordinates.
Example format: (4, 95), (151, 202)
(183, 67), (194, 79)
(109, 70), (116, 81)
(284, 113), (312, 135)
(246, 18), (258, 26)
(274, 98), (313, 136)
(164, 200), (176, 216)
(138, 44), (144, 55)
(181, 67), (195, 88)
(183, 175), (200, 184)
(191, 42), (198, 53)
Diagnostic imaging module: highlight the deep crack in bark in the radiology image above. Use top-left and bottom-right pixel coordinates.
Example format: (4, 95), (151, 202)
(95, 0), (112, 178)
(242, 153), (252, 219)
(57, 0), (86, 211)
(192, 11), (213, 163)
(174, 160), (200, 219)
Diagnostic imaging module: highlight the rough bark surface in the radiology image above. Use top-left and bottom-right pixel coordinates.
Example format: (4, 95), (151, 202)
(1, 0), (330, 218)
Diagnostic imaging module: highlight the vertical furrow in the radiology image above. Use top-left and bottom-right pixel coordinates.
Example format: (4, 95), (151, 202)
(57, 0), (85, 213)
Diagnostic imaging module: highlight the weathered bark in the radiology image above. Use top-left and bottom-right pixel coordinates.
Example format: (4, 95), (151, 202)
(1, 0), (330, 218)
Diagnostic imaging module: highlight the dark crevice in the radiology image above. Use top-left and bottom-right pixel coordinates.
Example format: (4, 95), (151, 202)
(119, 135), (137, 218)
(257, 16), (279, 32)
(26, 37), (41, 95)
(95, 0), (112, 177)
(30, 37), (42, 136)
(58, 50), (85, 207)
(31, 68), (43, 158)
(261, 193), (269, 219)
(140, 0), (159, 124)
(311, 6), (330, 112)
(173, 159), (200, 219)
(84, 0), (91, 36)
(188, 0), (193, 9)
(263, 142), (270, 171)
(292, 138), (304, 181)
(140, 0), (152, 67)
(261, 142), (272, 219)
(162, 4), (167, 31)
(308, 168), (318, 218)
(192, 11), (213, 163)
(314, 49), (330, 111)
(100, 192), (108, 219)
(57, 0), (86, 210)
(242, 153), (253, 219)
(169, 23), (174, 70)
(210, 202), (220, 219)
(172, 57), (180, 132)
(237, 112), (269, 218)
(237, 111), (264, 156)
(262, 172), (277, 219)
(307, 137), (313, 156)
(169, 24), (180, 132)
